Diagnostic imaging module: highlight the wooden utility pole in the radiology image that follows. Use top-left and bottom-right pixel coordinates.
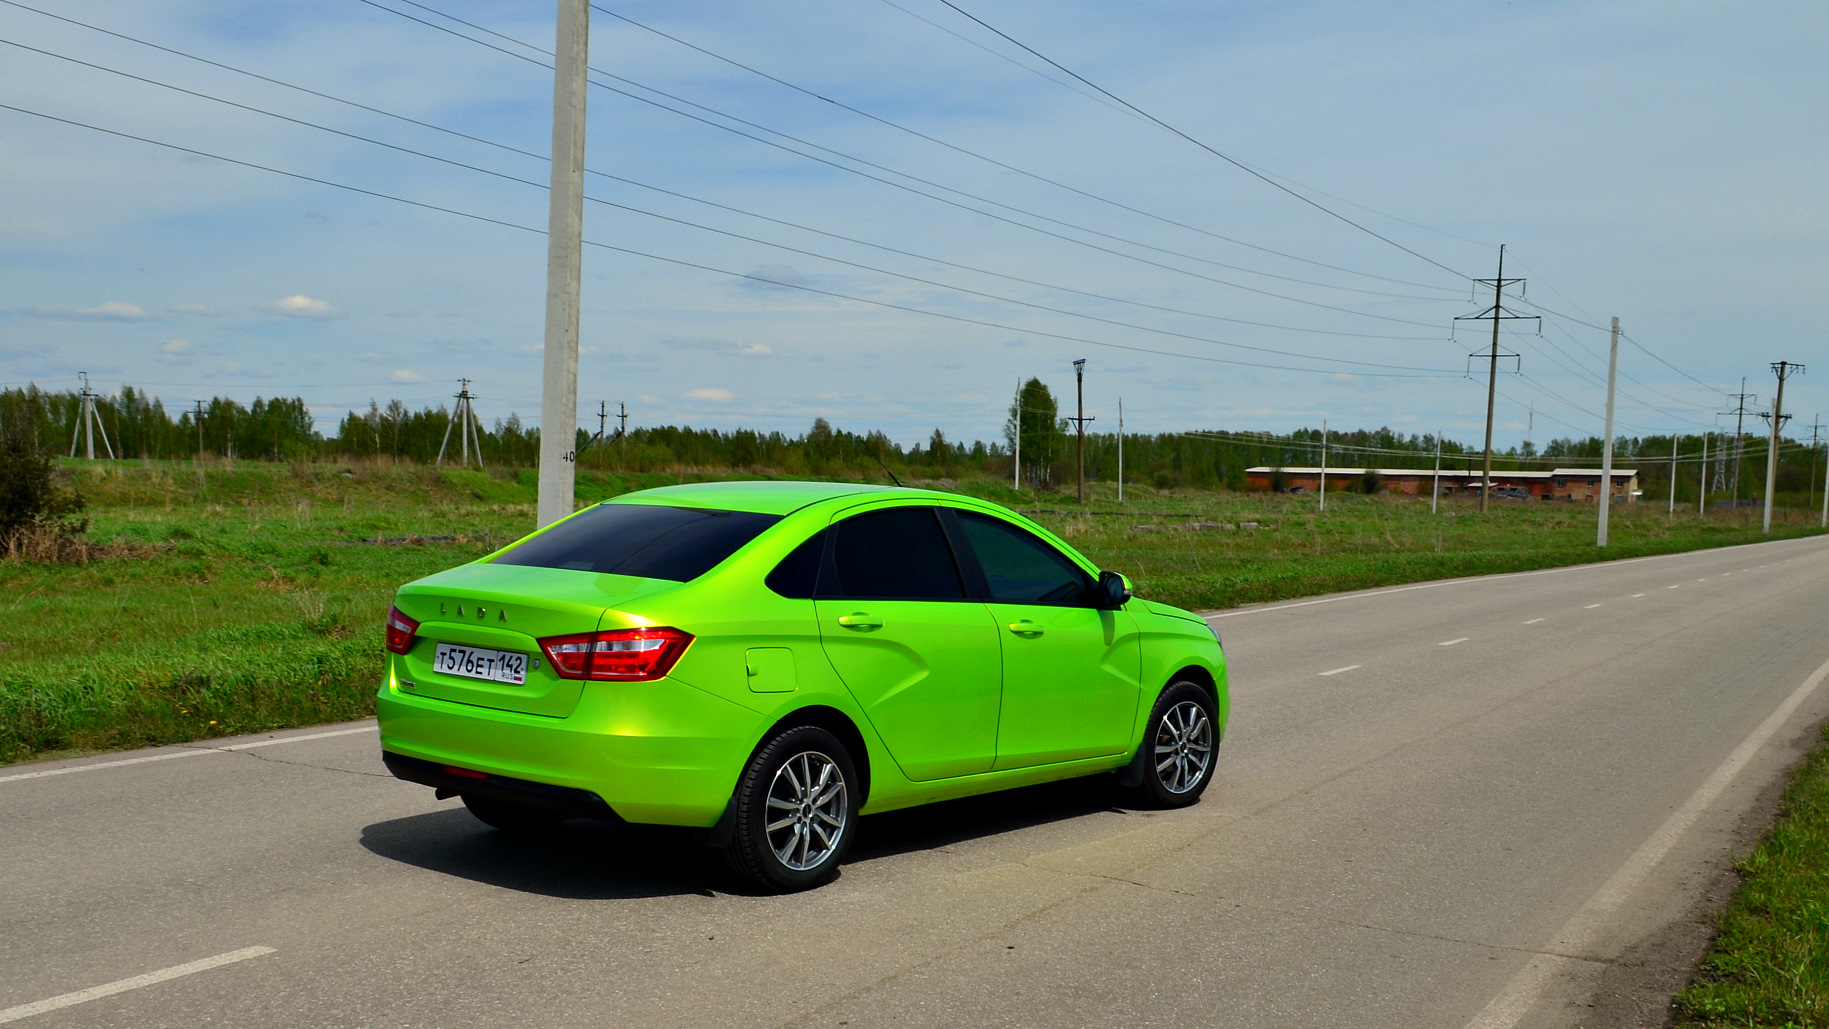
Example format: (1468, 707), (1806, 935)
(537, 0), (590, 528)
(1116, 397), (1124, 503)
(1453, 245), (1535, 514)
(1763, 361), (1803, 533)
(1071, 359), (1092, 504)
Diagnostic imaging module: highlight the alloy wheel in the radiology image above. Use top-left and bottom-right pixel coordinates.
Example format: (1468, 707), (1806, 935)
(765, 750), (848, 871)
(1153, 700), (1213, 794)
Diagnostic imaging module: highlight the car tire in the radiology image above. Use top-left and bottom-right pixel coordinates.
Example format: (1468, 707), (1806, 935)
(1126, 681), (1219, 809)
(723, 725), (859, 892)
(462, 794), (565, 834)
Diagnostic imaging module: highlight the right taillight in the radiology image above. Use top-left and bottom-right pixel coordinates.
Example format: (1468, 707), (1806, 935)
(538, 627), (692, 682)
(385, 605), (419, 655)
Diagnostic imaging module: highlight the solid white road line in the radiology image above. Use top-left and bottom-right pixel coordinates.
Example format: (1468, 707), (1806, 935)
(1522, 618), (1545, 625)
(1584, 604), (1601, 609)
(219, 726), (377, 751)
(1461, 652), (1829, 1029)
(0, 946), (275, 1024)
(0, 726), (377, 784)
(1317, 665), (1362, 677)
(1439, 638), (1470, 647)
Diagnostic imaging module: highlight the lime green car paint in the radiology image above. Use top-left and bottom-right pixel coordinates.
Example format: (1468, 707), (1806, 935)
(377, 481), (1228, 828)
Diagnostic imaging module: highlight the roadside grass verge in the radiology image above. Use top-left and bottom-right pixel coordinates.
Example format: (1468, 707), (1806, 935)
(1674, 724), (1829, 1027)
(2, 459), (1823, 764)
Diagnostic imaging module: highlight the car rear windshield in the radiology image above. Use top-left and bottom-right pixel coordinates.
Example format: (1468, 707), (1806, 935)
(493, 504), (780, 582)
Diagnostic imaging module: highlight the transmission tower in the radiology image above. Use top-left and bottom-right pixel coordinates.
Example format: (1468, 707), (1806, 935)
(436, 379), (485, 468)
(68, 372), (116, 460)
(1452, 245), (1537, 514)
(1720, 379), (1757, 503)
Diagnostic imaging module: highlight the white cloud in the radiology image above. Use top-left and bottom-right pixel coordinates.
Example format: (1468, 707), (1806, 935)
(259, 294), (340, 319)
(168, 303), (223, 316)
(391, 369), (426, 383)
(221, 359), (243, 373)
(362, 351), (383, 362)
(738, 265), (813, 291)
(20, 301), (151, 321)
(159, 339), (191, 363)
(685, 387), (733, 401)
(737, 343), (773, 357)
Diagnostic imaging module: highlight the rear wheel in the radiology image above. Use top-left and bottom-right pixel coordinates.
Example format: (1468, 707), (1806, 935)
(462, 794), (565, 834)
(1126, 681), (1218, 808)
(724, 726), (858, 892)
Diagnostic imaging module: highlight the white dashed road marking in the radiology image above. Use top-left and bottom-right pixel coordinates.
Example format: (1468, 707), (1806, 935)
(1439, 638), (1470, 647)
(1318, 665), (1362, 677)
(1522, 618), (1545, 625)
(0, 947), (275, 1024)
(1584, 604), (1601, 609)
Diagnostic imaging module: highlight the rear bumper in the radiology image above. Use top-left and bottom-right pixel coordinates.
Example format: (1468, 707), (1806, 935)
(377, 671), (764, 827)
(382, 752), (621, 822)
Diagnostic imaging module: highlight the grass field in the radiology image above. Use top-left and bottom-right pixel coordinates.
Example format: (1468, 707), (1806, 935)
(1, 457), (1823, 766)
(1675, 723), (1829, 1027)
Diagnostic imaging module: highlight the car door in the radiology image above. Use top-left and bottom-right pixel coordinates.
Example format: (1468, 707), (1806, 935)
(949, 509), (1141, 770)
(813, 506), (1004, 781)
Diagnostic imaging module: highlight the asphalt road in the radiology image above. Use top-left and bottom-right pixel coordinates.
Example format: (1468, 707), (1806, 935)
(6, 534), (1829, 1029)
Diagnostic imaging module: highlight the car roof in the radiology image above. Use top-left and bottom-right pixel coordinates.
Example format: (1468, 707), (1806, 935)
(604, 480), (954, 516)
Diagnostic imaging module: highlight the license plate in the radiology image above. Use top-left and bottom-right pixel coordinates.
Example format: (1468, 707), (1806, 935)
(432, 643), (528, 685)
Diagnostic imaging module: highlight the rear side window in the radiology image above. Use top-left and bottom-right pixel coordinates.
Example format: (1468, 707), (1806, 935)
(956, 511), (1092, 605)
(765, 529), (826, 599)
(821, 507), (964, 600)
(494, 504), (780, 582)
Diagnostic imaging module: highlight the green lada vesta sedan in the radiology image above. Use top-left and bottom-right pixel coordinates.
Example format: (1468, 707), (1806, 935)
(379, 481), (1227, 891)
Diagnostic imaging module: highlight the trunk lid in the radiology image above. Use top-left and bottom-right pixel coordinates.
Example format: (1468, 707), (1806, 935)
(392, 562), (676, 717)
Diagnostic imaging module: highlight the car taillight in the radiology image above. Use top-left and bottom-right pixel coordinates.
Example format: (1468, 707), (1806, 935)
(538, 627), (693, 682)
(385, 605), (419, 655)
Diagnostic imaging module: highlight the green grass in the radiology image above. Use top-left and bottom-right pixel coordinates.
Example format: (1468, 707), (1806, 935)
(1, 458), (1823, 765)
(1675, 724), (1829, 1028)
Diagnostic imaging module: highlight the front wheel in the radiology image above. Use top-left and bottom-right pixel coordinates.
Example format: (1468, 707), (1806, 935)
(723, 726), (859, 892)
(1126, 681), (1219, 808)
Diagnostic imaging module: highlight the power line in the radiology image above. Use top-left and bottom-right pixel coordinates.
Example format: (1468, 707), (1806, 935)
(348, 0), (1460, 320)
(929, 0), (1473, 281)
(0, 7), (1442, 345)
(589, 1), (1467, 297)
(0, 44), (1456, 373)
(0, 101), (1462, 380)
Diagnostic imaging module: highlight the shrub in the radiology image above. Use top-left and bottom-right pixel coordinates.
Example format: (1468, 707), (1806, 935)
(0, 406), (87, 557)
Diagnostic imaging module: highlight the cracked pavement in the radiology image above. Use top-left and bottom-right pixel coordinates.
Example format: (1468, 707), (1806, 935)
(3, 535), (1828, 1028)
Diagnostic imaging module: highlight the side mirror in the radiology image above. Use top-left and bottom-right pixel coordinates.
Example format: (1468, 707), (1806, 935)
(1096, 570), (1132, 609)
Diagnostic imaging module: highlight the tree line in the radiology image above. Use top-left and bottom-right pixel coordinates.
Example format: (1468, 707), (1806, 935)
(3, 382), (1822, 502)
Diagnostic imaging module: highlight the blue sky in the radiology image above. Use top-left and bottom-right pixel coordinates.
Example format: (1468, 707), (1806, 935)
(2, 0), (1824, 449)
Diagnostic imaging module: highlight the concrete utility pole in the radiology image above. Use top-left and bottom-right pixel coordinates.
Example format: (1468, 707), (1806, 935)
(618, 401), (628, 468)
(1072, 359), (1090, 504)
(437, 379), (484, 468)
(1453, 245), (1535, 514)
(1805, 415), (1823, 521)
(1116, 397), (1124, 504)
(536, 0), (590, 529)
(1431, 431), (1441, 514)
(1763, 361), (1803, 534)
(1012, 378), (1021, 491)
(1698, 432), (1708, 516)
(1597, 317), (1619, 546)
(1318, 419), (1328, 512)
(1667, 433), (1678, 518)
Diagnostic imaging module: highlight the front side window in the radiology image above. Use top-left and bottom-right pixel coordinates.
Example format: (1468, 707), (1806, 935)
(821, 507), (964, 600)
(956, 511), (1092, 605)
(494, 504), (780, 582)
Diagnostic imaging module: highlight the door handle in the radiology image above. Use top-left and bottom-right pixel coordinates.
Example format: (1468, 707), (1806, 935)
(837, 612), (884, 631)
(1007, 620), (1044, 637)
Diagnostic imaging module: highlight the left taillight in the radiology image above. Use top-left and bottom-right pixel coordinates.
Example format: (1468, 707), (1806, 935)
(538, 627), (693, 682)
(385, 605), (419, 655)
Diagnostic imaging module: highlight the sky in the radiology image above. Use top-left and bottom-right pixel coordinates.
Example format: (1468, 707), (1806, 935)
(2, 0), (1825, 451)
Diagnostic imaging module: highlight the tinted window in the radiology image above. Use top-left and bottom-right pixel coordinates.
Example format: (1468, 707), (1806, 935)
(495, 504), (779, 582)
(765, 529), (826, 599)
(957, 512), (1091, 605)
(822, 507), (964, 600)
